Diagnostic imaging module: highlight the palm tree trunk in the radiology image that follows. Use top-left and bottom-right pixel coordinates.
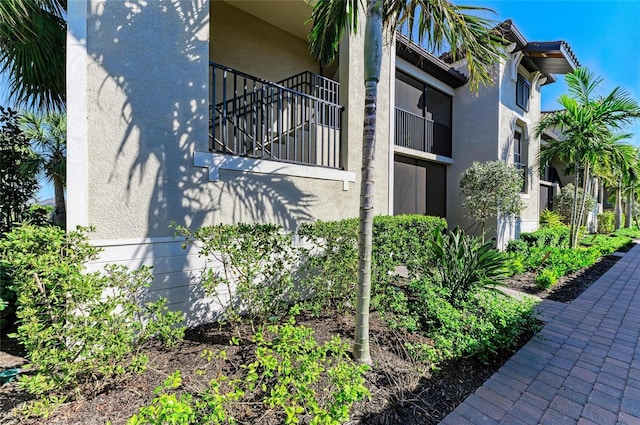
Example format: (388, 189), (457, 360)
(625, 188), (632, 228)
(354, 0), (382, 366)
(615, 178), (623, 230)
(569, 161), (580, 248)
(575, 163), (591, 245)
(53, 174), (66, 230)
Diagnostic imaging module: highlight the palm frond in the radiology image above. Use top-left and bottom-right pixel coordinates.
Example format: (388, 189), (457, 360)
(390, 0), (504, 91)
(18, 110), (67, 186)
(308, 0), (361, 65)
(565, 67), (601, 103)
(0, 0), (66, 110)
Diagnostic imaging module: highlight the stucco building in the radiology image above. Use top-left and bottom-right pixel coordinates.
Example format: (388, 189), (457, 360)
(67, 1), (578, 321)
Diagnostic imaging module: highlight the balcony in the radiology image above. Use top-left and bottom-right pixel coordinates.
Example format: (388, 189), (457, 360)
(394, 107), (452, 157)
(210, 62), (343, 169)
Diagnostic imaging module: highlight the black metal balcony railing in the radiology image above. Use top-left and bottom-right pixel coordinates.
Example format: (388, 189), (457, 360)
(210, 62), (343, 169)
(394, 107), (452, 157)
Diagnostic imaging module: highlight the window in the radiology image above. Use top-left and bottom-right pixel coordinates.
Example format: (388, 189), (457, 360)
(514, 127), (526, 192)
(514, 129), (523, 167)
(516, 74), (531, 111)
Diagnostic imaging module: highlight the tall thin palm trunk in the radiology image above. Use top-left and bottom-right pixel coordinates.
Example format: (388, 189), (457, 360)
(575, 163), (591, 246)
(615, 178), (623, 230)
(625, 189), (633, 228)
(353, 0), (382, 365)
(569, 161), (580, 247)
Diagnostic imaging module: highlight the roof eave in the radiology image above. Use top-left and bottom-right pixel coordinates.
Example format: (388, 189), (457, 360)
(395, 33), (468, 88)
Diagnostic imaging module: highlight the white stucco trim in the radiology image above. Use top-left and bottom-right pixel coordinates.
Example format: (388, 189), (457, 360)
(90, 235), (185, 247)
(388, 41), (397, 215)
(510, 51), (524, 83)
(66, 0), (89, 228)
(393, 146), (454, 165)
(395, 57), (456, 96)
(194, 151), (357, 191)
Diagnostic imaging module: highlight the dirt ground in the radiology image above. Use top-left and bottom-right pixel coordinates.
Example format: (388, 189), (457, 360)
(0, 245), (628, 425)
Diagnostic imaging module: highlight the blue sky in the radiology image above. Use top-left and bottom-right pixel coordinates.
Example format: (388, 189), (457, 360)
(464, 0), (640, 145)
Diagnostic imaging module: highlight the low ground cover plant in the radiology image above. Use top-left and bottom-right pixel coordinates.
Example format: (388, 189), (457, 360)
(128, 317), (370, 425)
(0, 225), (184, 415)
(405, 283), (539, 363)
(505, 224), (637, 289)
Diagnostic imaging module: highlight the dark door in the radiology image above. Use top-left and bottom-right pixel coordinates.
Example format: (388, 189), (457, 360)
(393, 156), (446, 217)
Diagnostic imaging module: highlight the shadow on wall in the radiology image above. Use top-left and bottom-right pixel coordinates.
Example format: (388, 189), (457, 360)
(86, 0), (315, 235)
(81, 0), (316, 324)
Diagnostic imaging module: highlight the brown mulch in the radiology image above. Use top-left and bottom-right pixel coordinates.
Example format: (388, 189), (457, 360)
(0, 245), (629, 424)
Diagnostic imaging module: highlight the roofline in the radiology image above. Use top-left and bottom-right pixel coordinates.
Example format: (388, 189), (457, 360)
(395, 33), (468, 88)
(496, 20), (580, 79)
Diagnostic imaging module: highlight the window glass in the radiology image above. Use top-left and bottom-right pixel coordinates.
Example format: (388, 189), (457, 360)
(516, 74), (531, 111)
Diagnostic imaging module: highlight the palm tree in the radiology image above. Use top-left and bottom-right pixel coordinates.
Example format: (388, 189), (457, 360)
(623, 148), (640, 228)
(600, 136), (636, 231)
(308, 0), (504, 363)
(537, 68), (640, 247)
(19, 111), (67, 229)
(0, 0), (66, 110)
(590, 134), (637, 231)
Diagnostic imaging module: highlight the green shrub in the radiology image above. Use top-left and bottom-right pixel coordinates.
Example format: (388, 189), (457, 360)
(535, 268), (559, 289)
(505, 238), (528, 255)
(0, 225), (184, 410)
(539, 208), (563, 228)
(297, 218), (358, 314)
(553, 183), (595, 225)
(519, 226), (571, 249)
(406, 280), (540, 363)
(372, 214), (446, 280)
(129, 321), (370, 425)
(597, 211), (615, 234)
(425, 226), (506, 305)
(503, 254), (526, 276)
(175, 223), (300, 327)
(297, 215), (446, 314)
(374, 284), (419, 332)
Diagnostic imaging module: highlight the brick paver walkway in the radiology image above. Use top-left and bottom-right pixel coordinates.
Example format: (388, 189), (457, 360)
(441, 243), (640, 425)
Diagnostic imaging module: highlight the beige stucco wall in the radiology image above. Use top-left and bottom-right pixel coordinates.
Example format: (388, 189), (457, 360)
(80, 0), (211, 239)
(495, 60), (543, 237)
(210, 1), (319, 82)
(72, 0), (390, 240)
(446, 52), (544, 246)
(447, 61), (501, 235)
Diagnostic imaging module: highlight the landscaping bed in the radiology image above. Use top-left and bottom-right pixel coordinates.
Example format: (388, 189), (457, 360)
(0, 248), (624, 425)
(505, 252), (623, 303)
(1, 221), (636, 425)
(0, 312), (531, 425)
